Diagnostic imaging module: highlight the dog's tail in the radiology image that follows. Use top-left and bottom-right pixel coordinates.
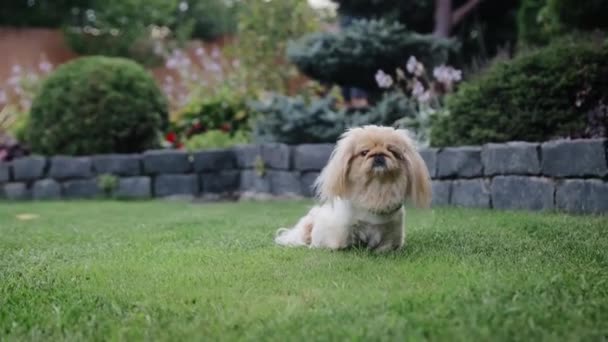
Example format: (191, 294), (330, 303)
(274, 209), (316, 247)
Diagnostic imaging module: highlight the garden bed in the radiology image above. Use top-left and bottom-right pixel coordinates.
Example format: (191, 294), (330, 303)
(1, 201), (607, 340)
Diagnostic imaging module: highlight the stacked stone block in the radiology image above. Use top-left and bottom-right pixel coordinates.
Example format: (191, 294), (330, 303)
(0, 139), (606, 214)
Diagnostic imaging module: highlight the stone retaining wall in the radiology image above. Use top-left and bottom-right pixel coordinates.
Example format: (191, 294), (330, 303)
(1, 139), (607, 214)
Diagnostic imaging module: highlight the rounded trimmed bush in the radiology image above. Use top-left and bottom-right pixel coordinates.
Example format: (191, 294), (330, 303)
(28, 56), (168, 155)
(431, 40), (608, 147)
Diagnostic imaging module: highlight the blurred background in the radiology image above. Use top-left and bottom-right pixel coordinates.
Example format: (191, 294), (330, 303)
(0, 0), (606, 160)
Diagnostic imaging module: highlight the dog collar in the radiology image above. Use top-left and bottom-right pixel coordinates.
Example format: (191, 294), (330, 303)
(369, 203), (403, 216)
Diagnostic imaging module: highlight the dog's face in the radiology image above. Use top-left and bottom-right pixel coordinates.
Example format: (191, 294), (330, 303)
(315, 125), (431, 210)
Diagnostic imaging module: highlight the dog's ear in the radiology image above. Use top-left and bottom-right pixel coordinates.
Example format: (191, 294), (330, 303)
(397, 129), (432, 208)
(314, 128), (359, 201)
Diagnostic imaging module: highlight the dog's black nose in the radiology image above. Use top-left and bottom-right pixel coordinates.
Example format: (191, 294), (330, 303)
(372, 155), (385, 167)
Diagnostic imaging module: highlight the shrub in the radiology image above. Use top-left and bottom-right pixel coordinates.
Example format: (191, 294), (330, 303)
(287, 19), (456, 90)
(229, 0), (319, 93)
(184, 130), (249, 151)
(0, 0), (89, 28)
(251, 91), (416, 144)
(517, 0), (552, 46)
(430, 40), (608, 147)
(64, 0), (194, 66)
(28, 56), (168, 155)
(332, 0), (435, 32)
(547, 0), (608, 32)
(171, 87), (249, 140)
(189, 0), (238, 41)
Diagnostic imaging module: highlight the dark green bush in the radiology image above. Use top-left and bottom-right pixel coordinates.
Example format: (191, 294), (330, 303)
(189, 0), (238, 41)
(28, 56), (168, 155)
(0, 0), (89, 27)
(517, 0), (608, 47)
(431, 40), (608, 146)
(251, 91), (416, 144)
(517, 0), (552, 46)
(333, 0), (434, 32)
(287, 19), (456, 90)
(548, 0), (608, 32)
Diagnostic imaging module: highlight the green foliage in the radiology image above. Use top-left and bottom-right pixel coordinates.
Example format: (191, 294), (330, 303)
(547, 0), (608, 32)
(252, 91), (416, 144)
(173, 87), (250, 139)
(184, 129), (249, 152)
(431, 40), (608, 147)
(28, 56), (168, 155)
(189, 0), (238, 41)
(287, 19), (456, 90)
(97, 174), (119, 197)
(517, 0), (608, 47)
(64, 0), (193, 66)
(517, 0), (556, 46)
(333, 0), (435, 33)
(0, 0), (89, 27)
(229, 0), (320, 94)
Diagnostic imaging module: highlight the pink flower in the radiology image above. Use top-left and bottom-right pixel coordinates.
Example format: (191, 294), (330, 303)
(39, 60), (53, 73)
(412, 80), (425, 98)
(375, 70), (393, 89)
(433, 65), (462, 84)
(406, 56), (425, 76)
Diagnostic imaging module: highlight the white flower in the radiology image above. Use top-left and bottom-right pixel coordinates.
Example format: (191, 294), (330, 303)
(195, 47), (205, 56)
(11, 65), (22, 74)
(412, 79), (425, 97)
(406, 56), (425, 76)
(433, 65), (462, 84)
(179, 1), (189, 12)
(406, 56), (417, 74)
(375, 70), (393, 89)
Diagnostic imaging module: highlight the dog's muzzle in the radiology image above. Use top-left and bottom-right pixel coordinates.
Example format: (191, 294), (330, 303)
(372, 155), (386, 168)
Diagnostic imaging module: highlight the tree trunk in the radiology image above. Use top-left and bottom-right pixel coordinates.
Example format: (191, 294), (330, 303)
(433, 0), (452, 38)
(433, 0), (484, 38)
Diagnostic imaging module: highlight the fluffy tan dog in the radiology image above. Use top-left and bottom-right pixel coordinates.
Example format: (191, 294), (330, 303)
(275, 125), (431, 252)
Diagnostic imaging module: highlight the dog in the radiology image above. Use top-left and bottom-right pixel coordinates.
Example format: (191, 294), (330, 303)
(275, 125), (431, 252)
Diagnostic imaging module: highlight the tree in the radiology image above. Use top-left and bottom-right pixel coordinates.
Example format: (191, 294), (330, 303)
(433, 0), (485, 38)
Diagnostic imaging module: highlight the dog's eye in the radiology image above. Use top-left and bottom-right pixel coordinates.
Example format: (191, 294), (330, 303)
(360, 150), (369, 157)
(388, 148), (403, 160)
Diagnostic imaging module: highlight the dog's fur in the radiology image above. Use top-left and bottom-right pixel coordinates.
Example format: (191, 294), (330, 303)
(275, 125), (431, 252)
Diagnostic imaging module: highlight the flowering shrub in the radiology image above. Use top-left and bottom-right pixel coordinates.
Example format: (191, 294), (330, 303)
(161, 44), (241, 114)
(158, 43), (249, 149)
(375, 56), (462, 145)
(0, 57), (54, 161)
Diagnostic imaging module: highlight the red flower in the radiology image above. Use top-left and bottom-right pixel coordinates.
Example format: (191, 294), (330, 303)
(220, 123), (231, 133)
(165, 132), (177, 143)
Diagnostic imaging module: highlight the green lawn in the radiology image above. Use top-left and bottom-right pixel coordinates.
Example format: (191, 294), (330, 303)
(1, 201), (607, 341)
